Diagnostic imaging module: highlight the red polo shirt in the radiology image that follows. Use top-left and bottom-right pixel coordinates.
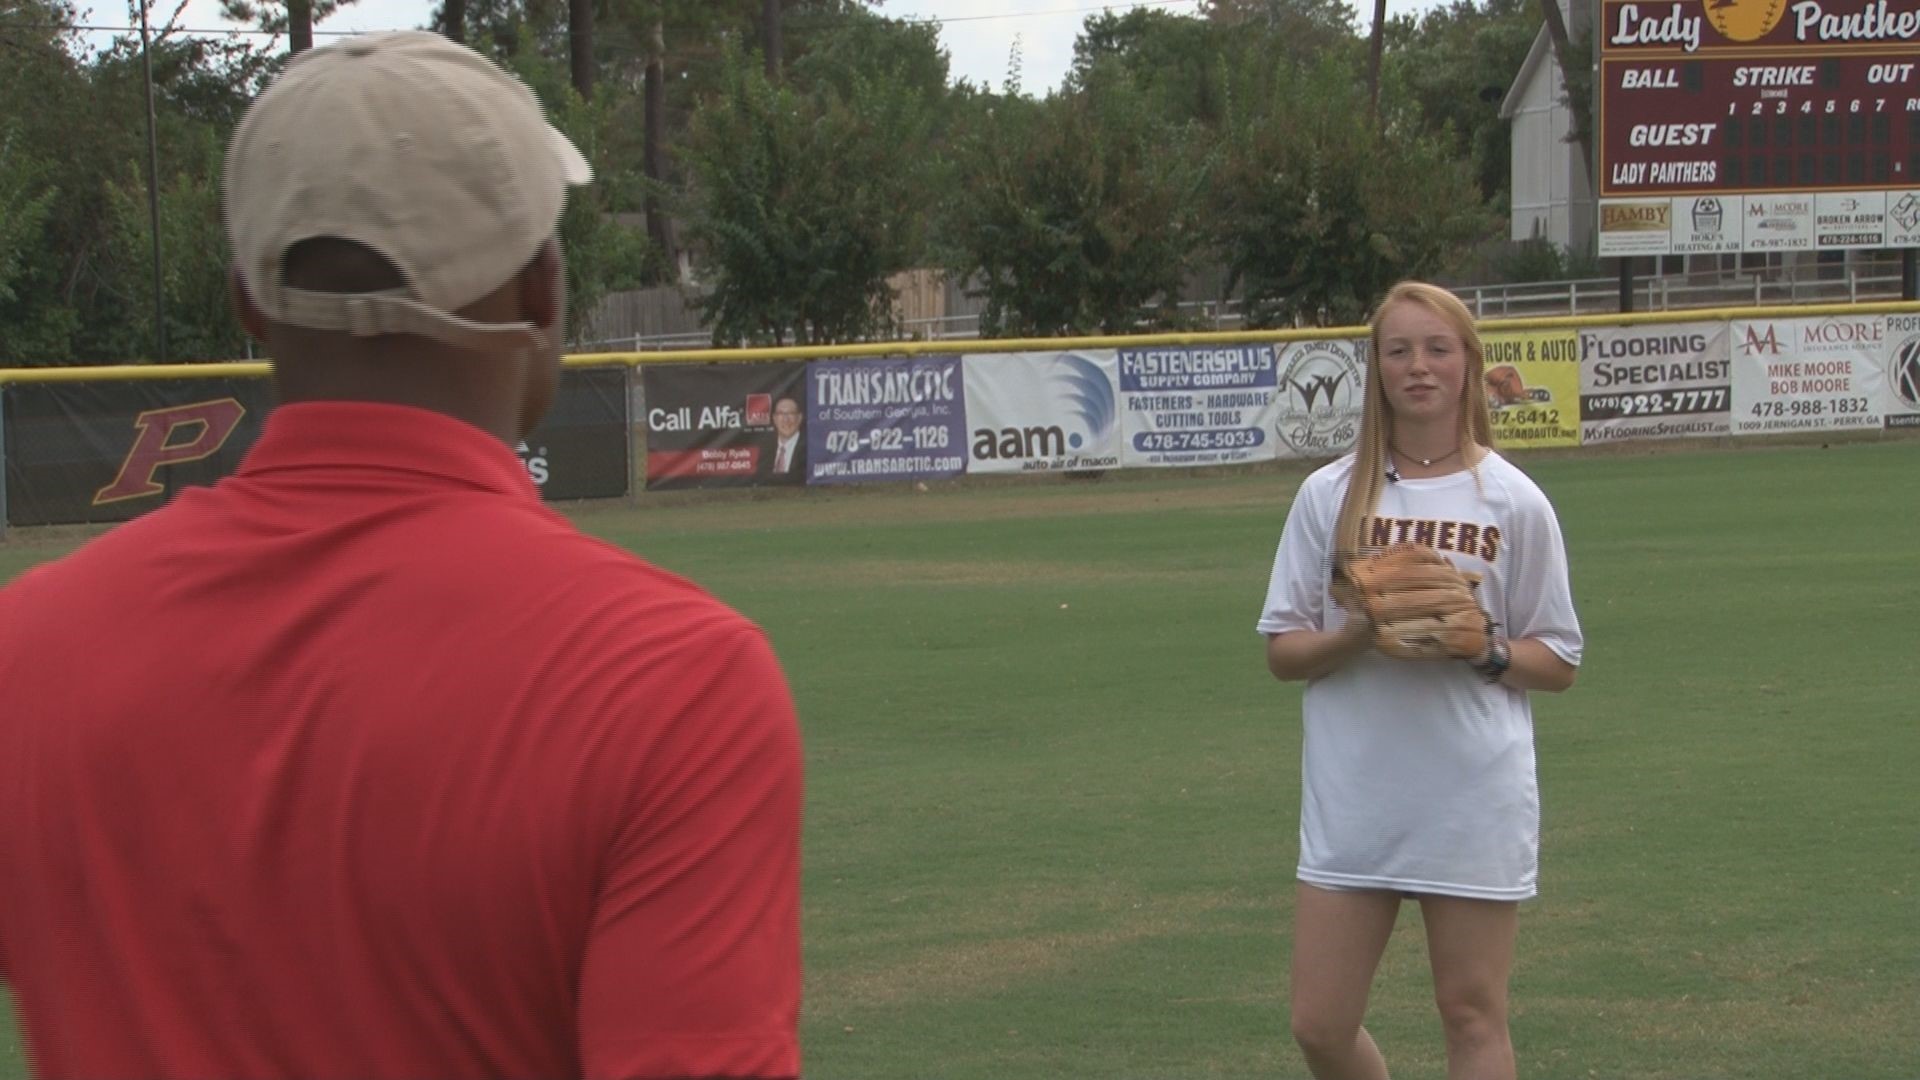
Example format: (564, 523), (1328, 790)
(0, 401), (803, 1079)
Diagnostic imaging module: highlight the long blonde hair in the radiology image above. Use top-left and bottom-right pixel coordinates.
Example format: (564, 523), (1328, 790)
(1331, 281), (1497, 559)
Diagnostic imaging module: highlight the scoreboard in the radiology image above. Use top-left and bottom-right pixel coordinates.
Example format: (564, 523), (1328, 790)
(1597, 0), (1920, 256)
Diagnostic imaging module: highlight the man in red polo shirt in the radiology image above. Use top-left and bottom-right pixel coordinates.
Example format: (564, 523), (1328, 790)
(0, 31), (803, 1080)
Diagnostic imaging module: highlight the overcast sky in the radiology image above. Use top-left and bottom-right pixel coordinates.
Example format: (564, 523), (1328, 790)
(78, 0), (1457, 94)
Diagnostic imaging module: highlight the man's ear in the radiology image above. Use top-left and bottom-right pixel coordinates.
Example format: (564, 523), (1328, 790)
(229, 266), (271, 344)
(518, 241), (563, 332)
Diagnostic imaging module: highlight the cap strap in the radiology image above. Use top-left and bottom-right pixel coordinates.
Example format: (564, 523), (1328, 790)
(277, 287), (546, 353)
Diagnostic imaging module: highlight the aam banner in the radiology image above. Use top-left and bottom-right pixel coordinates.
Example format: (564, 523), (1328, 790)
(3, 378), (272, 528)
(1270, 339), (1366, 460)
(805, 355), (968, 485)
(1478, 330), (1581, 448)
(1116, 344), (1281, 469)
(962, 350), (1123, 475)
(522, 366), (631, 501)
(1731, 315), (1888, 435)
(1578, 322), (1731, 444)
(641, 361), (807, 490)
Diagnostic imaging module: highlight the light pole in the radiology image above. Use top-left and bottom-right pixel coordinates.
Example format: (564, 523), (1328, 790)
(138, 0), (167, 361)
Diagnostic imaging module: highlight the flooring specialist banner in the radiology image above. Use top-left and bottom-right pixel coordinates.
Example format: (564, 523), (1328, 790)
(1578, 322), (1731, 443)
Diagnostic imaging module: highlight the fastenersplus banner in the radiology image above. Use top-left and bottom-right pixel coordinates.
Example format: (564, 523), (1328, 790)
(1116, 344), (1281, 468)
(962, 351), (1123, 474)
(805, 355), (968, 485)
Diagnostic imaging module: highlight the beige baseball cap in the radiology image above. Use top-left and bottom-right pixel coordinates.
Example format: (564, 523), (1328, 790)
(224, 31), (593, 352)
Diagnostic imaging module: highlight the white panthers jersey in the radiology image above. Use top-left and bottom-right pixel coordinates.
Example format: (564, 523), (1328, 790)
(1257, 451), (1583, 900)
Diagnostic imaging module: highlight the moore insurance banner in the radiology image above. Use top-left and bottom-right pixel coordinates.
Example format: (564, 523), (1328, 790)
(1731, 315), (1888, 435)
(1116, 344), (1282, 469)
(962, 351), (1123, 474)
(642, 361), (808, 490)
(3, 378), (272, 527)
(805, 355), (968, 485)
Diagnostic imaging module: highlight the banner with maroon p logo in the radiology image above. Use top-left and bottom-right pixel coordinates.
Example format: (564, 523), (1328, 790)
(2, 379), (272, 527)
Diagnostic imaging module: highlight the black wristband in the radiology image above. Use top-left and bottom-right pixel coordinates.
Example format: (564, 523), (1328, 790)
(1473, 634), (1511, 684)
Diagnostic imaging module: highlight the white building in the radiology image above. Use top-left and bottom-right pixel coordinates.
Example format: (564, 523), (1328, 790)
(1499, 9), (1595, 259)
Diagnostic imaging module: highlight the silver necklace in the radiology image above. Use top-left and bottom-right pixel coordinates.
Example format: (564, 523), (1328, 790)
(1393, 444), (1460, 467)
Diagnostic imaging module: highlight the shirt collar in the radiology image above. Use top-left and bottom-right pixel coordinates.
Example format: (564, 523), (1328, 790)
(238, 401), (540, 499)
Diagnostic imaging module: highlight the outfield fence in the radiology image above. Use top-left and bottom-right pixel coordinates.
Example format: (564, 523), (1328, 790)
(3, 300), (1918, 540)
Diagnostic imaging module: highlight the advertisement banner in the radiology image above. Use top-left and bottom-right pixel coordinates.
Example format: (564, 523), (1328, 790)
(1270, 339), (1366, 460)
(1598, 199), (1675, 257)
(521, 366), (631, 501)
(1743, 195), (1814, 252)
(1578, 322), (1731, 443)
(1670, 195), (1742, 254)
(3, 378), (272, 527)
(1731, 315), (1887, 434)
(641, 361), (808, 490)
(1814, 192), (1888, 249)
(1891, 191), (1920, 247)
(1479, 329), (1582, 447)
(805, 355), (968, 485)
(962, 351), (1122, 474)
(1116, 343), (1281, 469)
(1880, 313), (1920, 430)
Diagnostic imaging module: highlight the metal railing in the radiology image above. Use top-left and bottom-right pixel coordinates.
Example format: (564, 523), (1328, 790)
(573, 260), (1914, 352)
(572, 299), (1253, 353)
(1453, 261), (1912, 320)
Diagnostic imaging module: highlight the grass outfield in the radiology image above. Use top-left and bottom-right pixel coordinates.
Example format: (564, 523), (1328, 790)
(3, 439), (1917, 1079)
